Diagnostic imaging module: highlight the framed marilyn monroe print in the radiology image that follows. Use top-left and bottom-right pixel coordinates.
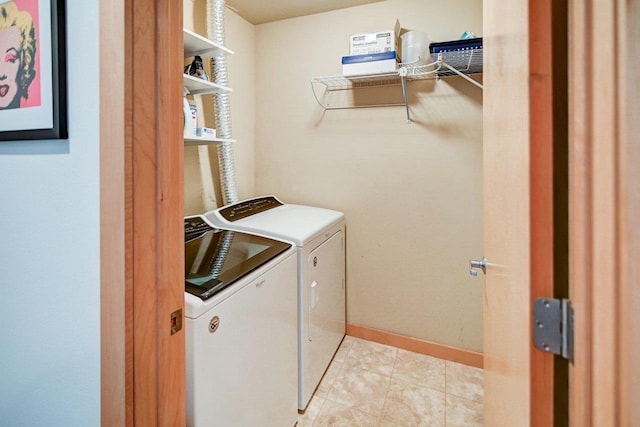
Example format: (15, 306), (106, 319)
(0, 0), (67, 141)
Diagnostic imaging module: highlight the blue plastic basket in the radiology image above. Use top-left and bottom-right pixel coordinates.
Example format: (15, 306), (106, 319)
(429, 37), (483, 75)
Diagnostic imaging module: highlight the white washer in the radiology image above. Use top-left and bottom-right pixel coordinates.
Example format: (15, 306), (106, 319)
(205, 195), (346, 411)
(184, 216), (298, 427)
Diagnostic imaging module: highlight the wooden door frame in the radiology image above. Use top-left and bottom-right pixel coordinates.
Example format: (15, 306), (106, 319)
(529, 1), (556, 421)
(569, 0), (639, 425)
(100, 0), (185, 425)
(528, 0), (639, 423)
(529, 0), (569, 424)
(485, 0), (638, 424)
(524, 0), (639, 423)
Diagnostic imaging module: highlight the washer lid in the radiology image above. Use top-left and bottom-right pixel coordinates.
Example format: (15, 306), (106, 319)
(184, 223), (293, 301)
(205, 196), (344, 246)
(184, 243), (296, 319)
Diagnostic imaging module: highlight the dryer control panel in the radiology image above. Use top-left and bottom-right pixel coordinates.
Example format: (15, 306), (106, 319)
(218, 196), (283, 222)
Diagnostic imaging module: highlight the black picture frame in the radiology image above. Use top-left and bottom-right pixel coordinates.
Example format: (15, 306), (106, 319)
(0, 0), (67, 141)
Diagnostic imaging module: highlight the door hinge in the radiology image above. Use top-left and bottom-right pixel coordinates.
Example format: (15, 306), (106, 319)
(533, 298), (574, 363)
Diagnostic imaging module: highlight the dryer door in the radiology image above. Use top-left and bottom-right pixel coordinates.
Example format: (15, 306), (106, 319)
(307, 230), (346, 346)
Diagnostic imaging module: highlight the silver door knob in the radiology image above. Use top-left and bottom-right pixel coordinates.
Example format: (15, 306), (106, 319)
(469, 257), (487, 276)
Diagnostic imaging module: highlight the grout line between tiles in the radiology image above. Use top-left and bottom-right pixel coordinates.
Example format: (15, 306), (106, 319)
(444, 360), (448, 426)
(376, 348), (399, 427)
(301, 337), (483, 427)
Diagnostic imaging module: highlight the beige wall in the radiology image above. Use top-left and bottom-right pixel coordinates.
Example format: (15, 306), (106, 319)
(254, 0), (484, 352)
(183, 0), (484, 353)
(184, 1), (256, 214)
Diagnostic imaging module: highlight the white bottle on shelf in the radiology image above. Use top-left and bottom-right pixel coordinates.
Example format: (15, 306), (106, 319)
(183, 88), (196, 138)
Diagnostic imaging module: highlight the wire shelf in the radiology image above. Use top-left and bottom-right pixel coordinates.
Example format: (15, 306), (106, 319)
(312, 49), (482, 88)
(310, 48), (483, 122)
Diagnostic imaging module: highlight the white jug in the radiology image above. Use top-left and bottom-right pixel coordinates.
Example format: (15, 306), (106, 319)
(401, 30), (430, 66)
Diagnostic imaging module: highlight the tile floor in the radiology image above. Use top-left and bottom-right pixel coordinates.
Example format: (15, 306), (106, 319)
(296, 336), (484, 427)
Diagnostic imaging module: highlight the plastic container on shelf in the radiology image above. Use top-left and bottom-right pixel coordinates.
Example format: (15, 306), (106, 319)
(183, 88), (194, 138)
(400, 30), (430, 65)
(429, 37), (483, 75)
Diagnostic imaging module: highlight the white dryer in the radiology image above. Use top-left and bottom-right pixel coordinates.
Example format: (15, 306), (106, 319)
(205, 195), (346, 411)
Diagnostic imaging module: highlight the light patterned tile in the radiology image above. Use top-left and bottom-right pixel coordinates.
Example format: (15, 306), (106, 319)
(332, 335), (356, 363)
(445, 361), (484, 403)
(379, 413), (409, 427)
(344, 338), (398, 377)
(313, 399), (381, 427)
(328, 364), (390, 417)
(445, 394), (483, 427)
(314, 357), (344, 399)
(297, 395), (325, 427)
(307, 338), (487, 427)
(381, 378), (445, 427)
(392, 349), (446, 392)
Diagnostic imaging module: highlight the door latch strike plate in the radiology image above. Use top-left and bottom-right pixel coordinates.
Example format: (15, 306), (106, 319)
(171, 309), (183, 335)
(533, 298), (574, 362)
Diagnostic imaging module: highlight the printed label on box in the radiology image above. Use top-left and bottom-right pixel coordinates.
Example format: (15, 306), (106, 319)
(349, 30), (395, 55)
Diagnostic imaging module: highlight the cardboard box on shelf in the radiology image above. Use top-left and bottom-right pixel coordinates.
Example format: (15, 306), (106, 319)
(349, 30), (395, 55)
(394, 19), (414, 63)
(341, 51), (398, 76)
(196, 127), (216, 138)
(348, 20), (413, 62)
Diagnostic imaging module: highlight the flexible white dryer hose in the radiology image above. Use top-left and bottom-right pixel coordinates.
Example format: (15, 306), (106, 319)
(207, 0), (238, 205)
(205, 0), (236, 275)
